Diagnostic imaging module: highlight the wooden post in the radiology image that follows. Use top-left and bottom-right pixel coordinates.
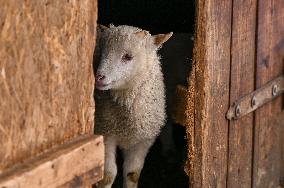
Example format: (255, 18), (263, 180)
(191, 0), (232, 187)
(227, 0), (257, 187)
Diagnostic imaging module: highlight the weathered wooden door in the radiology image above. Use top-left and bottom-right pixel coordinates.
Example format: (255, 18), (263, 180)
(180, 0), (284, 187)
(0, 1), (103, 187)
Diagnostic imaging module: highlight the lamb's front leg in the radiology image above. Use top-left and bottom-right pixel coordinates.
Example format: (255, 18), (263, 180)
(98, 136), (117, 188)
(123, 138), (155, 188)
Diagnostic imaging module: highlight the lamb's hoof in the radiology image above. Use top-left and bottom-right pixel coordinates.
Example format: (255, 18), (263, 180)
(127, 171), (140, 184)
(96, 174), (115, 188)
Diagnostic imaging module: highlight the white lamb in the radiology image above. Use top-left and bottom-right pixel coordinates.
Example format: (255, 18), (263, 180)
(94, 24), (172, 188)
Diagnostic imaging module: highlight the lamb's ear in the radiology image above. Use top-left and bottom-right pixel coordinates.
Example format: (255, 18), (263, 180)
(134, 30), (148, 39)
(153, 32), (173, 47)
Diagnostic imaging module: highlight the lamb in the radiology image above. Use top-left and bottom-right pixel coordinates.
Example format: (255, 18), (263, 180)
(94, 24), (172, 188)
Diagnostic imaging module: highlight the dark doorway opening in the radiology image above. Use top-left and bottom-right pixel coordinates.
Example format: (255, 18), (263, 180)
(97, 1), (195, 187)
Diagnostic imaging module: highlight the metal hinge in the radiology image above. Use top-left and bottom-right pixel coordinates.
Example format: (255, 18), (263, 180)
(226, 75), (284, 120)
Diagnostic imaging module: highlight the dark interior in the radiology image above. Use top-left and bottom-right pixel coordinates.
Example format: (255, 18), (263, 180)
(97, 1), (195, 187)
(98, 0), (195, 34)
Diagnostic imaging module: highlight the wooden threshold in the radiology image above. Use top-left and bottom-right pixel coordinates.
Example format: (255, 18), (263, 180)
(0, 135), (104, 188)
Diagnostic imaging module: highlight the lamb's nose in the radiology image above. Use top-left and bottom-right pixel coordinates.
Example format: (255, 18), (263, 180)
(96, 74), (106, 81)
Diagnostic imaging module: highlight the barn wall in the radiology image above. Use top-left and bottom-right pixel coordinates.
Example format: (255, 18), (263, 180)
(0, 0), (97, 172)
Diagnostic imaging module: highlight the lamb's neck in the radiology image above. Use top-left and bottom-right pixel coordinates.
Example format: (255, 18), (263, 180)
(110, 66), (156, 109)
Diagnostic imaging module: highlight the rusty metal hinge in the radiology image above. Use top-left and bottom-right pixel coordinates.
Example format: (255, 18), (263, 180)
(226, 75), (284, 120)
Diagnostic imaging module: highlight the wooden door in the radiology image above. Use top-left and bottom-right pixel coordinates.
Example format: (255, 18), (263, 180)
(177, 0), (284, 187)
(0, 1), (103, 187)
(253, 1), (284, 187)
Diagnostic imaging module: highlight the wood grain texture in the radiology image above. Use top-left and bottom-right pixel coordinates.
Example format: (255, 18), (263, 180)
(192, 0), (232, 187)
(227, 0), (257, 187)
(0, 0), (97, 172)
(281, 113), (284, 188)
(185, 66), (196, 187)
(0, 136), (104, 188)
(253, 0), (284, 187)
(59, 166), (103, 188)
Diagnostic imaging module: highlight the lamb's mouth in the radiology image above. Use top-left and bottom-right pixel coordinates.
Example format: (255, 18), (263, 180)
(96, 81), (115, 90)
(96, 83), (110, 90)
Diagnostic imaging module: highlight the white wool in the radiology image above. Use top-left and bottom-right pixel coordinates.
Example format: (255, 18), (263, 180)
(95, 25), (166, 148)
(94, 25), (172, 188)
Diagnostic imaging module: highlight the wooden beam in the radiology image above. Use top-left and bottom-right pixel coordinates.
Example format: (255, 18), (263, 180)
(253, 0), (284, 187)
(192, 0), (232, 187)
(184, 66), (196, 187)
(59, 167), (103, 188)
(227, 0), (257, 187)
(0, 135), (104, 188)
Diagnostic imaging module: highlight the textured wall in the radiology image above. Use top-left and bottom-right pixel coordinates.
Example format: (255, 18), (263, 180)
(0, 0), (97, 172)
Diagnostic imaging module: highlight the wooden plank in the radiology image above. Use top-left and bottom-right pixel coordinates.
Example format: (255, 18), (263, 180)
(253, 0), (284, 187)
(227, 0), (257, 187)
(59, 167), (104, 188)
(0, 0), (97, 171)
(281, 113), (284, 188)
(192, 0), (232, 187)
(0, 135), (104, 188)
(184, 66), (196, 187)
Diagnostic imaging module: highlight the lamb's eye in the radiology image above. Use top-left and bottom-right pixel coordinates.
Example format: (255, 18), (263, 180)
(121, 53), (133, 62)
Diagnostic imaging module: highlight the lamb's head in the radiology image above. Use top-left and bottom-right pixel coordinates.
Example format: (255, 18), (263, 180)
(95, 24), (172, 90)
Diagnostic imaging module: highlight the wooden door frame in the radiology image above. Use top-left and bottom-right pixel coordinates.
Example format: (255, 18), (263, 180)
(183, 0), (233, 187)
(187, 0), (284, 187)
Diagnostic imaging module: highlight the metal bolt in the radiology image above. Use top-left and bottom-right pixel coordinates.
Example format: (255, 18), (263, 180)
(251, 96), (257, 108)
(272, 85), (278, 96)
(235, 105), (241, 117)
